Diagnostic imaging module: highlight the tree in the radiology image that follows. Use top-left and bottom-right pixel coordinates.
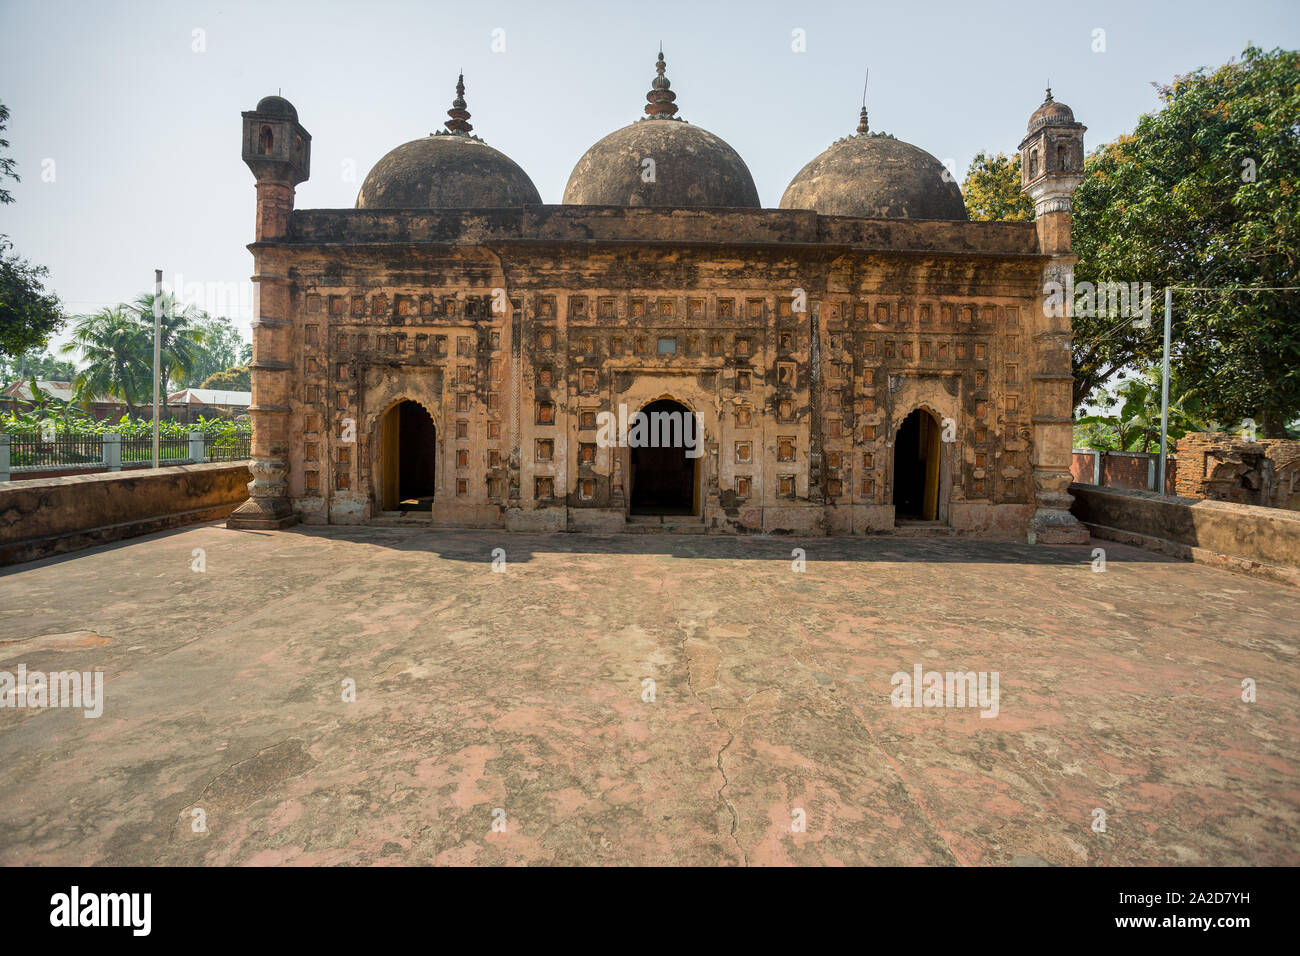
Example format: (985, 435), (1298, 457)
(200, 366), (251, 391)
(0, 349), (77, 383)
(131, 291), (208, 391)
(1072, 46), (1300, 435)
(180, 315), (249, 386)
(62, 306), (150, 416)
(0, 241), (64, 358)
(1074, 367), (1207, 452)
(961, 151), (1034, 221)
(0, 103), (65, 358)
(0, 102), (17, 206)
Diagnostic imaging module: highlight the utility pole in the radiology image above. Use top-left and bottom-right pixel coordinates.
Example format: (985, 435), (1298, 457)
(153, 268), (162, 469)
(1157, 286), (1172, 495)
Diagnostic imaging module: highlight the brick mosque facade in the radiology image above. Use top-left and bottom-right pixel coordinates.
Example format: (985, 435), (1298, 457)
(228, 57), (1090, 542)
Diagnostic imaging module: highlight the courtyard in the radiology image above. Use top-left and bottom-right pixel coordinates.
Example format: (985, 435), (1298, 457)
(0, 524), (1296, 866)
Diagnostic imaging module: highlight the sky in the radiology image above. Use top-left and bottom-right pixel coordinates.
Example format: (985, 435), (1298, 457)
(1, 0), (1298, 353)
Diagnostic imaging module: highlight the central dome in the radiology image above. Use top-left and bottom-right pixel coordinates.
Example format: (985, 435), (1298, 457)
(563, 53), (760, 209)
(356, 76), (541, 210)
(780, 108), (967, 221)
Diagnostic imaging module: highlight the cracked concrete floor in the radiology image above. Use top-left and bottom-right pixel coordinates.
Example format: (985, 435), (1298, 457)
(0, 523), (1296, 866)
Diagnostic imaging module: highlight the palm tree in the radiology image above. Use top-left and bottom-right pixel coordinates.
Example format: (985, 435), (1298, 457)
(61, 306), (150, 417)
(1076, 367), (1209, 452)
(131, 291), (208, 391)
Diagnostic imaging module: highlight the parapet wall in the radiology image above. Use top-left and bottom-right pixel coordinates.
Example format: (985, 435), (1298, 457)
(0, 462), (252, 566)
(1069, 482), (1300, 586)
(285, 205), (1042, 256)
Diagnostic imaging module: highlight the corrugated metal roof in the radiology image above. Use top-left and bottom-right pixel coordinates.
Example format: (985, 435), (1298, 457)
(1, 380), (119, 404)
(166, 388), (252, 406)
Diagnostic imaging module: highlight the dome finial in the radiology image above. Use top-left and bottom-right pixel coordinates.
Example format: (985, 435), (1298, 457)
(857, 68), (869, 134)
(1045, 81), (1053, 102)
(645, 50), (679, 119)
(443, 73), (473, 136)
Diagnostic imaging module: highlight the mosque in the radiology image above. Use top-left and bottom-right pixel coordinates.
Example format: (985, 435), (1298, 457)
(228, 53), (1088, 541)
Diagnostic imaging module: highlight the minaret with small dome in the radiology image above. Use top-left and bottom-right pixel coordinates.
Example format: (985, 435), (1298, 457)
(1019, 86), (1090, 545)
(1019, 87), (1087, 220)
(232, 93), (313, 530)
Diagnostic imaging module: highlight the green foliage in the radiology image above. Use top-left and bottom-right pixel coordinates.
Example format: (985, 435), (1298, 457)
(1074, 367), (1208, 451)
(58, 291), (233, 411)
(0, 101), (16, 206)
(1072, 45), (1300, 435)
(0, 239), (64, 358)
(0, 349), (76, 382)
(0, 398), (250, 438)
(130, 291), (208, 391)
(61, 305), (150, 415)
(179, 314), (248, 386)
(200, 365), (251, 390)
(0, 102), (65, 358)
(961, 151), (1034, 221)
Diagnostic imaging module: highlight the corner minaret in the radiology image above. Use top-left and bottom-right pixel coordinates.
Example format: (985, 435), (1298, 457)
(229, 94), (311, 531)
(1019, 88), (1086, 251)
(1020, 88), (1090, 545)
(240, 95), (311, 240)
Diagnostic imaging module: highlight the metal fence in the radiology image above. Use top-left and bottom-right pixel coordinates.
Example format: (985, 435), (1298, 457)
(205, 436), (251, 462)
(6, 432), (103, 468)
(0, 431), (251, 480)
(121, 436), (191, 463)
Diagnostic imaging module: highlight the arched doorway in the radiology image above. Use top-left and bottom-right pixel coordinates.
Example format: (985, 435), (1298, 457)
(629, 399), (698, 516)
(379, 400), (437, 512)
(893, 408), (942, 523)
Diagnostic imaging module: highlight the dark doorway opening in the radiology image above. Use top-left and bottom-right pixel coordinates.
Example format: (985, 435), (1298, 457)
(398, 401), (437, 510)
(381, 400), (437, 512)
(629, 399), (697, 516)
(893, 408), (941, 522)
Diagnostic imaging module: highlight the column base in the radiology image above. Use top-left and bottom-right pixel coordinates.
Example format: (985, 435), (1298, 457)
(227, 497), (298, 531)
(1026, 508), (1090, 545)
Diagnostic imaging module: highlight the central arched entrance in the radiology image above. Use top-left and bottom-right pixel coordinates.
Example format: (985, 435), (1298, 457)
(379, 399), (437, 512)
(629, 399), (698, 516)
(893, 408), (942, 522)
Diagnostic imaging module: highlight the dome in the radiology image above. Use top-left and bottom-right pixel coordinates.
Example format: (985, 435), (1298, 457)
(562, 53), (760, 209)
(779, 108), (967, 221)
(355, 76), (542, 210)
(256, 95), (298, 120)
(357, 136), (542, 209)
(1026, 89), (1076, 133)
